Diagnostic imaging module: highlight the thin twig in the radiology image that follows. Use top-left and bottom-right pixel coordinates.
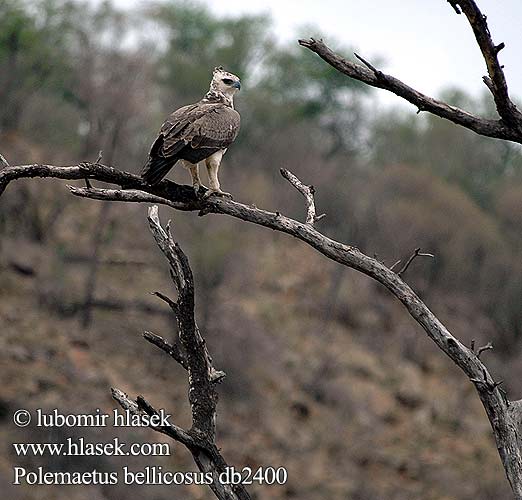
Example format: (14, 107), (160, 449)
(111, 388), (194, 447)
(477, 342), (494, 359)
(143, 330), (188, 370)
(280, 168), (325, 225)
(389, 259), (402, 271)
(0, 153), (10, 169)
(396, 248), (435, 276)
(354, 52), (383, 79)
(151, 291), (179, 314)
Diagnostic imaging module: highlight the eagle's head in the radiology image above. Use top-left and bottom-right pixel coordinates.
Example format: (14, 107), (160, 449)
(210, 67), (241, 97)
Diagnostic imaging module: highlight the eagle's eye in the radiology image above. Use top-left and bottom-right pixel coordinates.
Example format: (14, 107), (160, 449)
(222, 78), (233, 85)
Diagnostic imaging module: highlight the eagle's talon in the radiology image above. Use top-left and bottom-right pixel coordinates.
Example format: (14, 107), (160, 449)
(203, 189), (233, 199)
(193, 183), (208, 196)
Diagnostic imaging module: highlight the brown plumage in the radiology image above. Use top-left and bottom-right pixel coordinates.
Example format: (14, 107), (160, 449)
(142, 67), (241, 196)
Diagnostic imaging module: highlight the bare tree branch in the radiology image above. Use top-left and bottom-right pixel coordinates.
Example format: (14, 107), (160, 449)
(143, 329), (226, 383)
(0, 153), (10, 169)
(297, 5), (522, 490)
(296, 7), (522, 490)
(3, 159), (522, 496)
(133, 394), (246, 500)
(393, 247), (435, 276)
(298, 34), (522, 144)
(477, 341), (494, 359)
(112, 388), (194, 447)
(4, 3), (520, 496)
(143, 330), (188, 371)
(448, 0), (522, 128)
(114, 386), (247, 500)
(0, 162), (199, 206)
(147, 205), (219, 437)
(150, 291), (179, 314)
(280, 168), (325, 225)
(112, 207), (245, 500)
(67, 185), (190, 210)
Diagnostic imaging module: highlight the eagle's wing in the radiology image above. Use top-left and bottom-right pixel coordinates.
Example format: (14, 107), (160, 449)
(162, 104), (240, 153)
(142, 103), (240, 184)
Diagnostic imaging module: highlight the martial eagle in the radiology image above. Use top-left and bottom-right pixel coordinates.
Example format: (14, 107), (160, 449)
(141, 67), (241, 197)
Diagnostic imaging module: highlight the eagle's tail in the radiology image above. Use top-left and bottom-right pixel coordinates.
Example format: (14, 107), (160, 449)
(141, 157), (176, 185)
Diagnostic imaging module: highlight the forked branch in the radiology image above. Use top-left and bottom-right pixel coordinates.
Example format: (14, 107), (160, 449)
(112, 206), (247, 500)
(2, 158), (521, 496)
(390, 247), (435, 276)
(297, 1), (522, 492)
(4, 3), (521, 497)
(298, 0), (522, 143)
(280, 168), (325, 225)
(448, 0), (522, 127)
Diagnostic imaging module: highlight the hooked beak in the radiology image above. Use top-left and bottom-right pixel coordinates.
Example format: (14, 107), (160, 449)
(232, 81), (241, 90)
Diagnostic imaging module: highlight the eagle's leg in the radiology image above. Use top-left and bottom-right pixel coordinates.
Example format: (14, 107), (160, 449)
(181, 160), (207, 194)
(204, 151), (232, 199)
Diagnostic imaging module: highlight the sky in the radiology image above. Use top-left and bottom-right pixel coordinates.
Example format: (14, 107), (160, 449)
(205, 0), (522, 103)
(113, 0), (522, 106)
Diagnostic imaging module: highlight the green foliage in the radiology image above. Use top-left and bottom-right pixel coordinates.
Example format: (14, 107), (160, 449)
(0, 0), (78, 129)
(369, 96), (522, 207)
(258, 33), (368, 120)
(151, 1), (271, 103)
(149, 2), (370, 157)
(365, 164), (509, 287)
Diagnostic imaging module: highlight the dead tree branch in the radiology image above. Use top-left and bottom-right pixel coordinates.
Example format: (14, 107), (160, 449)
(2, 159), (522, 496)
(477, 341), (494, 359)
(146, 205), (224, 435)
(150, 291), (179, 314)
(0, 162), (199, 206)
(448, 0), (522, 127)
(280, 168), (325, 225)
(67, 185), (189, 210)
(113, 206), (244, 500)
(392, 247), (435, 276)
(296, 1), (522, 493)
(0, 153), (9, 169)
(298, 0), (522, 143)
(143, 329), (225, 382)
(143, 330), (188, 371)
